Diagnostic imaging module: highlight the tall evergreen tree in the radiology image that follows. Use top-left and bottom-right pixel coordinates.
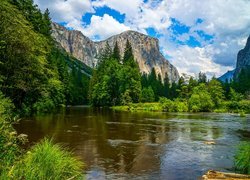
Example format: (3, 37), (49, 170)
(163, 73), (170, 98)
(198, 72), (207, 84)
(112, 41), (120, 62)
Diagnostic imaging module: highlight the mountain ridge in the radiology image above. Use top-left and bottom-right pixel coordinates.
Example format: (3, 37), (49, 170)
(51, 23), (179, 82)
(219, 35), (250, 81)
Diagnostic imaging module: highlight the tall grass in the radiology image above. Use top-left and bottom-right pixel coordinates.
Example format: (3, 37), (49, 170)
(13, 138), (84, 179)
(235, 142), (250, 174)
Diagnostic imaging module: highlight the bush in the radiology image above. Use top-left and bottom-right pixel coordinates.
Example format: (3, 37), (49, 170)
(141, 86), (155, 102)
(188, 92), (214, 112)
(0, 92), (25, 178)
(159, 97), (175, 112)
(175, 100), (188, 112)
(159, 97), (188, 112)
(12, 138), (84, 179)
(0, 92), (14, 120)
(235, 142), (250, 174)
(121, 90), (132, 105)
(33, 96), (56, 113)
(224, 100), (250, 113)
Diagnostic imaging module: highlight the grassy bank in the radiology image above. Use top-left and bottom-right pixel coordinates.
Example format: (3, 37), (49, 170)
(0, 92), (84, 179)
(112, 99), (250, 114)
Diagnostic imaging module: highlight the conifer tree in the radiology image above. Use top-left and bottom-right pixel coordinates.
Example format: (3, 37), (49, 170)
(112, 41), (120, 62)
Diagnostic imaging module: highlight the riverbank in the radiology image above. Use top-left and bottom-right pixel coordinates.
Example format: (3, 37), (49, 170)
(112, 100), (250, 114)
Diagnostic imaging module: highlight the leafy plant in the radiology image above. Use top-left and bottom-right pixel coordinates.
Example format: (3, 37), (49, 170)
(12, 138), (84, 180)
(235, 142), (250, 174)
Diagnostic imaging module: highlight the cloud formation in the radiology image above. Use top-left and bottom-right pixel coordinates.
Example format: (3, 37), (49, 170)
(34, 0), (250, 78)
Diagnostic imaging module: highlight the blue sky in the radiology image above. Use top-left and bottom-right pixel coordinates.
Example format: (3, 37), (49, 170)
(34, 0), (250, 78)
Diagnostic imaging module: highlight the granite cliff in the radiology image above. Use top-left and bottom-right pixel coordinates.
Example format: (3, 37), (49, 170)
(234, 35), (250, 78)
(219, 35), (250, 81)
(51, 23), (179, 82)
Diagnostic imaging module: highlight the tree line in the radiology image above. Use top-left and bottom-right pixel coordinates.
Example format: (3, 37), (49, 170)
(0, 0), (90, 114)
(0, 0), (249, 114)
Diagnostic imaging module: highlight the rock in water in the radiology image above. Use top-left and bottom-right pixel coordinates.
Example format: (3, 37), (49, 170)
(51, 23), (179, 82)
(202, 170), (250, 179)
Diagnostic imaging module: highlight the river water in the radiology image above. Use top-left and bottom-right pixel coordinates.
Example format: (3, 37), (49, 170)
(14, 107), (250, 180)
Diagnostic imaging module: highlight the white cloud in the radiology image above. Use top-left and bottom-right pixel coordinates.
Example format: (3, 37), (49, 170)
(80, 14), (130, 40)
(34, 0), (250, 77)
(167, 46), (233, 78)
(34, 0), (93, 22)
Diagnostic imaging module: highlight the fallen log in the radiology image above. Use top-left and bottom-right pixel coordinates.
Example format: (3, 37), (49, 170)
(202, 170), (250, 180)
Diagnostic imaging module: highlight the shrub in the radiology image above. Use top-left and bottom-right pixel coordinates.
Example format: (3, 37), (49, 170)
(159, 97), (175, 112)
(12, 138), (84, 179)
(175, 100), (188, 112)
(0, 92), (25, 178)
(141, 86), (155, 102)
(188, 84), (214, 112)
(33, 96), (56, 113)
(225, 100), (250, 113)
(121, 90), (132, 105)
(235, 142), (250, 174)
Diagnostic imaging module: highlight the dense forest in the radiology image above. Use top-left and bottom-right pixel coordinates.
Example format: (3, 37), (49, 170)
(0, 0), (91, 115)
(1, 0), (250, 115)
(93, 42), (250, 113)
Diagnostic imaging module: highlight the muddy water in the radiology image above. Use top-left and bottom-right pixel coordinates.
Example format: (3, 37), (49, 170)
(14, 107), (250, 180)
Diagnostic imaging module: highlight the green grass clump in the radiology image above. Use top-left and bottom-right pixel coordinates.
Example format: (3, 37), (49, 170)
(235, 142), (250, 174)
(112, 103), (162, 112)
(13, 138), (84, 180)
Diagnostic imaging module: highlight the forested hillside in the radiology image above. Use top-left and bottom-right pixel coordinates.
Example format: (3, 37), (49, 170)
(0, 0), (90, 114)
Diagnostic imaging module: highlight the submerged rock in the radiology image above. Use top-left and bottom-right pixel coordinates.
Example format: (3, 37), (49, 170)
(204, 141), (216, 145)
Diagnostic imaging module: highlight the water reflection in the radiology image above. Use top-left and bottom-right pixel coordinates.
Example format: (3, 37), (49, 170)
(14, 107), (250, 179)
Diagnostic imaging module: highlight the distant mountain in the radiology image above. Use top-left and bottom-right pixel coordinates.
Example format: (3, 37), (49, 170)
(51, 23), (179, 82)
(234, 35), (250, 78)
(218, 70), (235, 82)
(219, 35), (250, 82)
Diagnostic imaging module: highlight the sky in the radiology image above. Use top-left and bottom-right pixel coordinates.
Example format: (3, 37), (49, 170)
(34, 0), (250, 78)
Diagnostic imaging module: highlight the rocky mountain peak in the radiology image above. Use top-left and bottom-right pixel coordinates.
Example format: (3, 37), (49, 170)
(51, 23), (179, 82)
(234, 35), (250, 78)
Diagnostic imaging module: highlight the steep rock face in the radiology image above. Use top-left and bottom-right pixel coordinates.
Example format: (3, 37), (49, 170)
(52, 23), (179, 82)
(234, 35), (250, 78)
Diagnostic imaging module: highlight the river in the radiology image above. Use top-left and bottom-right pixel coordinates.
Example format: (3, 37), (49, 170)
(14, 107), (250, 180)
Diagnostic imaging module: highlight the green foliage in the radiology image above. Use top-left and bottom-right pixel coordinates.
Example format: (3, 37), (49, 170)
(229, 87), (243, 101)
(11, 0), (52, 36)
(234, 142), (250, 174)
(0, 92), (26, 178)
(208, 78), (225, 107)
(141, 68), (165, 100)
(174, 99), (188, 112)
(188, 84), (214, 112)
(89, 41), (141, 106)
(159, 97), (175, 112)
(121, 90), (132, 105)
(226, 100), (250, 113)
(141, 86), (155, 102)
(198, 72), (207, 84)
(235, 68), (250, 95)
(0, 0), (90, 114)
(12, 138), (84, 179)
(114, 103), (162, 112)
(159, 97), (188, 112)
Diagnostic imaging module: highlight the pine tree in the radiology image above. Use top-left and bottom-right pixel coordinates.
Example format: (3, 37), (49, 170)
(112, 41), (120, 62)
(41, 8), (52, 36)
(123, 40), (133, 64)
(163, 73), (170, 98)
